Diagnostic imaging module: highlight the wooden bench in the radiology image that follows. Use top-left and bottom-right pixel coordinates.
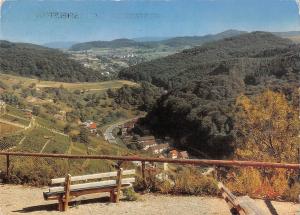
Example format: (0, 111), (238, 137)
(218, 182), (266, 215)
(43, 168), (135, 211)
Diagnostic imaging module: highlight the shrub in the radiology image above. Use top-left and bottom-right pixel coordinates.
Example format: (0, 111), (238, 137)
(8, 157), (68, 186)
(171, 168), (218, 196)
(282, 182), (300, 202)
(134, 166), (218, 196)
(226, 168), (263, 197)
(225, 168), (294, 200)
(123, 187), (138, 201)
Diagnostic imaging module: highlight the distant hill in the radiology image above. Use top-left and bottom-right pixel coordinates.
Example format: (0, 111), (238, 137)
(43, 41), (78, 49)
(69, 30), (246, 51)
(273, 31), (300, 43)
(0, 40), (104, 82)
(273, 31), (300, 37)
(119, 31), (295, 88)
(70, 39), (156, 51)
(133, 37), (170, 42)
(161, 30), (247, 48)
(119, 32), (299, 158)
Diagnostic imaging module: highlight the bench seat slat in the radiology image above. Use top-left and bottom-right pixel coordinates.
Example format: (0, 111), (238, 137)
(236, 196), (266, 215)
(43, 183), (131, 200)
(51, 169), (135, 185)
(218, 182), (266, 215)
(48, 178), (135, 193)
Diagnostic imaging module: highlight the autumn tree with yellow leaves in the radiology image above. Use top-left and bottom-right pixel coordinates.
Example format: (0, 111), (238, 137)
(226, 90), (300, 200)
(234, 90), (299, 163)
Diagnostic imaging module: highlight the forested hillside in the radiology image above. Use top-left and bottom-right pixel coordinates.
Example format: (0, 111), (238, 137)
(0, 41), (104, 82)
(119, 32), (299, 158)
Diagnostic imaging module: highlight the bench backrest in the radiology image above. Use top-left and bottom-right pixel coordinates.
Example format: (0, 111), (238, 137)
(49, 169), (136, 193)
(51, 169), (135, 185)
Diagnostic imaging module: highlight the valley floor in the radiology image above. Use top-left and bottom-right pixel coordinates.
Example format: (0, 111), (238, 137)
(0, 185), (299, 215)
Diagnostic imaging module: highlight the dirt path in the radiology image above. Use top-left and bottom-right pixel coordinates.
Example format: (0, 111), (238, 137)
(6, 114), (29, 122)
(0, 119), (26, 129)
(40, 140), (51, 153)
(0, 185), (298, 215)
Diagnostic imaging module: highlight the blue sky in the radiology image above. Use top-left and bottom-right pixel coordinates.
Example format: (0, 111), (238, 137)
(0, 0), (300, 44)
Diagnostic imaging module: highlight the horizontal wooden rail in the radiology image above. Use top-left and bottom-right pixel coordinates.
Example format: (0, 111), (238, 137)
(0, 151), (299, 169)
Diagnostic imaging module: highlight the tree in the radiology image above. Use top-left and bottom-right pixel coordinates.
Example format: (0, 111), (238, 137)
(64, 123), (72, 133)
(234, 90), (299, 163)
(32, 106), (41, 116)
(79, 128), (89, 145)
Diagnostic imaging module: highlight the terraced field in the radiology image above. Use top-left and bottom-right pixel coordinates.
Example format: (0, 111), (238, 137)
(42, 133), (70, 154)
(6, 106), (29, 119)
(0, 134), (24, 150)
(0, 124), (22, 137)
(0, 74), (138, 92)
(13, 128), (70, 153)
(1, 114), (30, 126)
(15, 128), (50, 152)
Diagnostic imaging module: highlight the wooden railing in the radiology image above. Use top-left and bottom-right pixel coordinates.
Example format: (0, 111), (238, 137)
(0, 151), (299, 180)
(0, 151), (299, 214)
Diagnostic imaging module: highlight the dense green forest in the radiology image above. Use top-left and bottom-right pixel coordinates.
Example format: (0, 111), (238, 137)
(0, 40), (105, 82)
(69, 30), (245, 51)
(119, 32), (299, 158)
(110, 82), (162, 112)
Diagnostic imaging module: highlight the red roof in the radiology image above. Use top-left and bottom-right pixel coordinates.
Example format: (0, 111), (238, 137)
(169, 150), (178, 156)
(89, 122), (97, 129)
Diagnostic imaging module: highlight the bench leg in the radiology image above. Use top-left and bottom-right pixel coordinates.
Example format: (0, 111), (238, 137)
(63, 197), (69, 211)
(110, 190), (116, 203)
(58, 196), (64, 212)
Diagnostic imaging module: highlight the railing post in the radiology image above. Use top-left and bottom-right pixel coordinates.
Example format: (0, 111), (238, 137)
(141, 161), (146, 183)
(115, 167), (123, 203)
(297, 147), (300, 180)
(6, 155), (10, 181)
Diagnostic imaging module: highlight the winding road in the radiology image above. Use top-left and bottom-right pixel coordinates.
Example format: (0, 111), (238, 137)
(102, 117), (139, 144)
(102, 113), (146, 144)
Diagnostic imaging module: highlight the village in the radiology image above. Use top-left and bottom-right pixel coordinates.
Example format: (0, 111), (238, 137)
(117, 118), (189, 160)
(80, 115), (190, 159)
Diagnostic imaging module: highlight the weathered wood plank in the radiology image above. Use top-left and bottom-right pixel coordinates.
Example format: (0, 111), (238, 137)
(110, 189), (116, 202)
(141, 161), (145, 183)
(44, 184), (132, 200)
(218, 182), (237, 201)
(115, 168), (123, 203)
(218, 182), (266, 215)
(51, 169), (135, 184)
(58, 195), (63, 211)
(49, 178), (135, 193)
(63, 174), (71, 211)
(236, 196), (266, 215)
